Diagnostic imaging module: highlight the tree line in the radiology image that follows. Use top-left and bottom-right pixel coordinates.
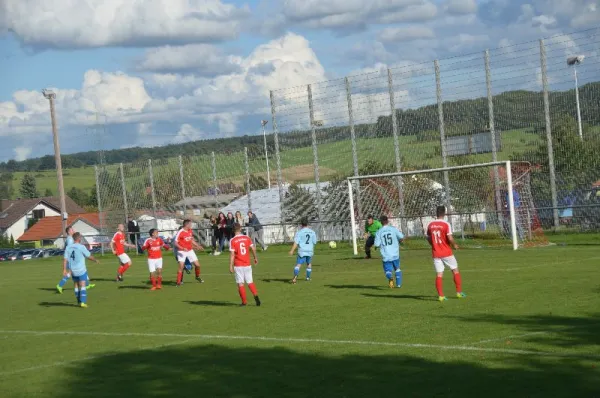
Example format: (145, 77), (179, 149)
(2, 82), (599, 173)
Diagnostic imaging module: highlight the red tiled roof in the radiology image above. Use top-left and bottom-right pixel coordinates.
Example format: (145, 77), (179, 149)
(17, 213), (100, 242)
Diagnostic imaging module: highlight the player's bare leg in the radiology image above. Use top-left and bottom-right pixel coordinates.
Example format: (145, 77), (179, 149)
(193, 260), (204, 283)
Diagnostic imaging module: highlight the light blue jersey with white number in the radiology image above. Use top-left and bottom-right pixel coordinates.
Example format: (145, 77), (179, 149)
(64, 243), (90, 277)
(294, 227), (317, 257)
(65, 236), (74, 247)
(374, 225), (404, 262)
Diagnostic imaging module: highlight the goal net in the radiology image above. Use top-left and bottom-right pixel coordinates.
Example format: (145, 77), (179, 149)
(347, 161), (547, 254)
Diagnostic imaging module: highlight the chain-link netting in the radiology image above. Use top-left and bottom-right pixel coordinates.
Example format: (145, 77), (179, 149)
(96, 29), (600, 249)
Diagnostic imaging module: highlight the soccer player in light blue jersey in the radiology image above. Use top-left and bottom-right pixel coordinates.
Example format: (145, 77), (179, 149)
(56, 227), (95, 293)
(374, 215), (405, 288)
(289, 218), (317, 284)
(64, 232), (99, 308)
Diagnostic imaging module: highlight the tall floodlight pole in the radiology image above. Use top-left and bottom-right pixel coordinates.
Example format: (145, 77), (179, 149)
(42, 89), (68, 239)
(567, 55), (585, 141)
(261, 120), (271, 189)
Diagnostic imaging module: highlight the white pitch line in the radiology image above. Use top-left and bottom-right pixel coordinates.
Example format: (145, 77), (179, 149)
(472, 332), (548, 345)
(0, 338), (198, 377)
(0, 330), (597, 360)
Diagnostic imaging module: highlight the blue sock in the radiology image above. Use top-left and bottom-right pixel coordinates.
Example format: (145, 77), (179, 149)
(74, 287), (80, 303)
(306, 267), (312, 279)
(385, 271), (393, 280)
(79, 287), (87, 305)
(85, 277), (90, 287)
(293, 266), (300, 277)
(58, 274), (70, 288)
(395, 269), (402, 287)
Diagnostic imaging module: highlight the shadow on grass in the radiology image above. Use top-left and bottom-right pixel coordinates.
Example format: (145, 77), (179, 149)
(184, 300), (239, 307)
(38, 301), (78, 307)
(118, 285), (151, 290)
(326, 284), (384, 291)
(53, 343), (600, 398)
(38, 287), (61, 292)
(261, 278), (291, 284)
(88, 278), (118, 282)
(362, 293), (436, 301)
(452, 313), (600, 348)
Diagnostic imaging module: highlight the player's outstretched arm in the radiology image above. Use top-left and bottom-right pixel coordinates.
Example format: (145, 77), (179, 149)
(251, 245), (258, 265)
(374, 231), (381, 248)
(229, 251), (235, 274)
(192, 240), (204, 251)
(110, 240), (116, 254)
(88, 255), (100, 264)
(289, 242), (298, 256)
(447, 234), (459, 250)
(62, 257), (69, 276)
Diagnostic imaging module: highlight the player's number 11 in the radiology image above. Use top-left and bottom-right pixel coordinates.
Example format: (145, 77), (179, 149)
(432, 230), (443, 244)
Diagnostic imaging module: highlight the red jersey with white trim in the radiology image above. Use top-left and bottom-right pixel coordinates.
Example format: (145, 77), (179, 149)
(112, 231), (126, 255)
(176, 229), (194, 251)
(142, 237), (168, 259)
(230, 235), (253, 267)
(427, 220), (453, 258)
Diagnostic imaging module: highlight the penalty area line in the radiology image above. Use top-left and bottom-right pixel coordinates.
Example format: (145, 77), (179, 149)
(0, 330), (597, 360)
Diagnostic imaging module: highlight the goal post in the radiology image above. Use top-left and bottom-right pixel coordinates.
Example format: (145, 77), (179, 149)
(347, 160), (544, 255)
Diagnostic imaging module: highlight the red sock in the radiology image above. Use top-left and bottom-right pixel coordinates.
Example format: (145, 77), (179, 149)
(435, 276), (444, 297)
(238, 285), (247, 304)
(117, 265), (124, 275)
(158, 276), (162, 286)
(151, 276), (156, 288)
(122, 263), (131, 274)
(195, 265), (200, 278)
(248, 283), (258, 296)
(453, 272), (462, 293)
(177, 271), (183, 285)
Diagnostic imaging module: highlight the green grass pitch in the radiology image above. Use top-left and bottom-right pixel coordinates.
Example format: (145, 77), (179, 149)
(1, 241), (599, 397)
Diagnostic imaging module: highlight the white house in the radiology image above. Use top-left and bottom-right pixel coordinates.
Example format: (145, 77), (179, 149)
(17, 213), (101, 248)
(0, 196), (85, 244)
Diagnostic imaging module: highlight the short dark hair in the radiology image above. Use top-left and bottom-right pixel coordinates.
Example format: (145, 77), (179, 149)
(436, 205), (446, 217)
(149, 228), (157, 236)
(300, 217), (308, 227)
(72, 232), (81, 241)
(367, 215), (374, 220)
(234, 223), (242, 232)
(65, 226), (73, 234)
(183, 219), (192, 227)
(380, 215), (389, 224)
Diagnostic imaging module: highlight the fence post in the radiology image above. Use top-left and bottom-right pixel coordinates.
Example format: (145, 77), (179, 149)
(484, 50), (504, 226)
(307, 84), (323, 240)
(244, 147), (252, 212)
(434, 60), (451, 209)
(178, 154), (186, 217)
(345, 76), (362, 223)
(211, 151), (218, 209)
(148, 159), (158, 228)
(94, 165), (104, 255)
(270, 90), (288, 242)
(119, 163), (129, 229)
(539, 39), (560, 229)
(386, 69), (407, 232)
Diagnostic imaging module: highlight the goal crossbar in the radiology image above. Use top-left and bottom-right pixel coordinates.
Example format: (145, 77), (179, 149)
(347, 160), (519, 255)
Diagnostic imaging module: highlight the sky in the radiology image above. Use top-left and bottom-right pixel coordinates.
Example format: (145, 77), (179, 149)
(0, 0), (599, 162)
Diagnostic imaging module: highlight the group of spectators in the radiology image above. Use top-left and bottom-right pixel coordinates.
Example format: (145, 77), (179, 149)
(209, 210), (267, 255)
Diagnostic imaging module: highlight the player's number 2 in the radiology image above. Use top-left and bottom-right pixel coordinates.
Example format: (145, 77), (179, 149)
(305, 234), (311, 244)
(239, 242), (247, 255)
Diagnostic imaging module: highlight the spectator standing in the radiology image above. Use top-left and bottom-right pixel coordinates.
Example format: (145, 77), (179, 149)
(247, 211), (268, 251)
(226, 212), (235, 245)
(235, 211), (245, 234)
(209, 215), (219, 255)
(127, 216), (141, 253)
(217, 212), (227, 254)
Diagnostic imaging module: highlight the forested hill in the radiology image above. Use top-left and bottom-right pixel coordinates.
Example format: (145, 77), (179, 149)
(2, 82), (599, 173)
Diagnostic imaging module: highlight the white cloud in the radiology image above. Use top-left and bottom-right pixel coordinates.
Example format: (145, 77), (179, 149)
(376, 2), (438, 23)
(174, 123), (205, 144)
(444, 0), (477, 15)
(137, 44), (242, 75)
(378, 26), (435, 42)
(0, 0), (250, 48)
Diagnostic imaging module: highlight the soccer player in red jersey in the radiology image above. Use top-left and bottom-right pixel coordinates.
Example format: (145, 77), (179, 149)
(141, 228), (170, 290)
(229, 223), (260, 306)
(174, 219), (204, 286)
(426, 206), (466, 302)
(112, 224), (137, 282)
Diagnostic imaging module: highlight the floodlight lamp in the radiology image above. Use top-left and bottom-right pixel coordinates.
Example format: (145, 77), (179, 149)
(567, 55), (585, 66)
(261, 120), (268, 126)
(42, 89), (56, 99)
